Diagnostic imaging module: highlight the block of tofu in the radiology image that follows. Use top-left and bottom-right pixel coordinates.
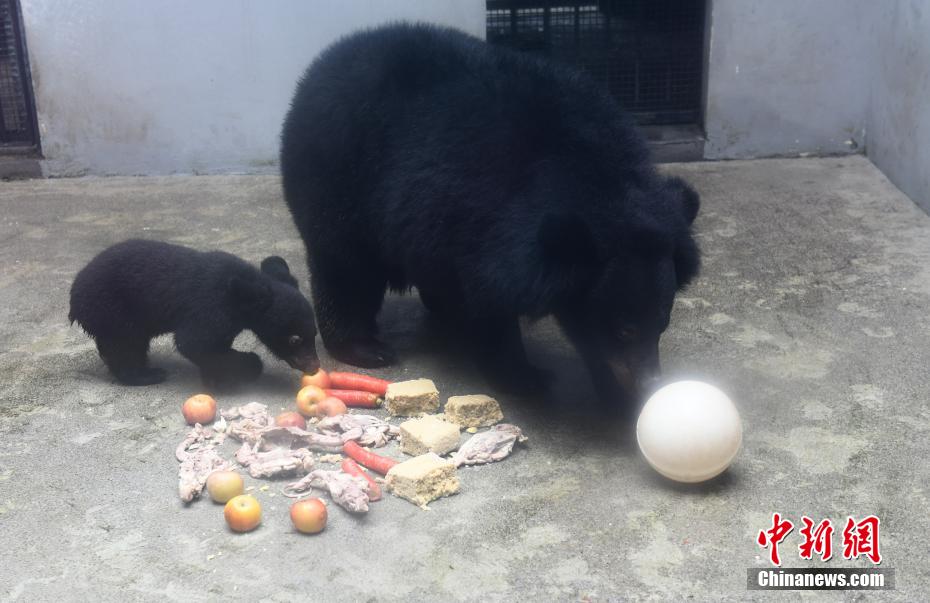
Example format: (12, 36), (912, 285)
(443, 394), (504, 428)
(384, 378), (439, 416)
(399, 415), (461, 456)
(386, 453), (460, 507)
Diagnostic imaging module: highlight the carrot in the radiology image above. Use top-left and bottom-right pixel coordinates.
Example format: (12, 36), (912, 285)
(324, 388), (382, 408)
(328, 372), (390, 396)
(341, 458), (382, 501)
(343, 441), (398, 475)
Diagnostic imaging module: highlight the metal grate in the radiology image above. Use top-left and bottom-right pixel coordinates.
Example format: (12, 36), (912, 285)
(487, 0), (706, 125)
(0, 0), (37, 148)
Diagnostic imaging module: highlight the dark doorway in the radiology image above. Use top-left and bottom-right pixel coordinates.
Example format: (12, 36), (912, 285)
(0, 0), (39, 153)
(487, 0), (707, 127)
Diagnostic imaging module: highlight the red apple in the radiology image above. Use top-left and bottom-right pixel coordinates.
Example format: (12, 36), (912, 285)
(290, 498), (327, 534)
(301, 369), (331, 389)
(182, 394), (217, 425)
(275, 411), (307, 430)
(295, 385), (326, 417)
(206, 470), (244, 504)
(224, 495), (261, 533)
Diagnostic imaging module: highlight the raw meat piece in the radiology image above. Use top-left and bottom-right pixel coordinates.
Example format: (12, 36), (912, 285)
(253, 425), (345, 453)
(235, 442), (314, 478)
(451, 424), (527, 467)
(222, 402), (272, 443)
(176, 424), (232, 502)
(316, 414), (399, 448)
(282, 469), (370, 513)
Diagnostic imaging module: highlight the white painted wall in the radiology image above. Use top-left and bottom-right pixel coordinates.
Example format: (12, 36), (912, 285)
(21, 0), (485, 176)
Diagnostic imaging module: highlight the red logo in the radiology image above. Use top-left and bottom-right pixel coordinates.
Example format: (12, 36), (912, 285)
(842, 516), (882, 564)
(757, 513), (794, 566)
(798, 517), (834, 561)
(757, 514), (882, 566)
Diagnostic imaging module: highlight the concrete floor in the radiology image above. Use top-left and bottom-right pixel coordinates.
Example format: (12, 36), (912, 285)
(1, 156), (928, 601)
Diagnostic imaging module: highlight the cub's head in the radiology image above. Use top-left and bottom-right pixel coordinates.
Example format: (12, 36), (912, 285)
(230, 256), (319, 374)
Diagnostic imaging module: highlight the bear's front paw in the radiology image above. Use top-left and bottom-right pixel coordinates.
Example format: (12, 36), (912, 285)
(326, 338), (396, 368)
(483, 362), (552, 396)
(116, 367), (167, 386)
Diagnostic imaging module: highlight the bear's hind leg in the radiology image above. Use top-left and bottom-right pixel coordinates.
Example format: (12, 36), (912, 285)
(96, 334), (166, 386)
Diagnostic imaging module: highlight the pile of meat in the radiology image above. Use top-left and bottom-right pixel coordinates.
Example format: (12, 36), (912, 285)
(175, 401), (526, 515)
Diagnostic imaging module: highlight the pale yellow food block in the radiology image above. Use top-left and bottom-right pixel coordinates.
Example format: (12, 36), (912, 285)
(385, 453), (460, 507)
(443, 394), (503, 428)
(384, 378), (440, 416)
(399, 415), (461, 456)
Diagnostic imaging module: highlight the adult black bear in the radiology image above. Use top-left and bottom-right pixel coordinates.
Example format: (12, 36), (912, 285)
(280, 23), (700, 409)
(69, 239), (320, 388)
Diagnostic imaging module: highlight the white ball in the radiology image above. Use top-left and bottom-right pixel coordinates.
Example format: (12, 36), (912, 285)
(636, 380), (742, 483)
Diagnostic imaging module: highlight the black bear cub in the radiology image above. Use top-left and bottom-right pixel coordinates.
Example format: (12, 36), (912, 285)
(69, 239), (319, 388)
(280, 24), (700, 411)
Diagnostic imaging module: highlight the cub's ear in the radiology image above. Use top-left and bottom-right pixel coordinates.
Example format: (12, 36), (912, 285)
(229, 276), (273, 315)
(260, 256), (299, 288)
(666, 176), (700, 225)
(539, 213), (600, 267)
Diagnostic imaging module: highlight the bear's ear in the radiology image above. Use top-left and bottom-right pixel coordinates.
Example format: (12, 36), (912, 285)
(666, 176), (700, 225)
(229, 276), (273, 315)
(261, 256), (299, 288)
(539, 213), (600, 267)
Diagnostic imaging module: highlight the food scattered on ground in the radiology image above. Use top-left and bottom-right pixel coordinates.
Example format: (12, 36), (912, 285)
(386, 453), (460, 508)
(452, 424), (527, 467)
(206, 470), (245, 503)
(290, 498), (328, 534)
(176, 423), (231, 502)
(444, 394), (504, 428)
(224, 494), (261, 532)
(317, 414), (398, 448)
(274, 411), (307, 430)
(384, 378), (439, 416)
(341, 458), (383, 501)
(235, 442), (315, 478)
(324, 388), (382, 407)
(283, 469), (371, 513)
(343, 440), (399, 475)
(399, 415), (461, 456)
(295, 384), (327, 417)
(301, 369), (331, 389)
(182, 394), (217, 425)
(328, 372), (390, 396)
(175, 373), (526, 528)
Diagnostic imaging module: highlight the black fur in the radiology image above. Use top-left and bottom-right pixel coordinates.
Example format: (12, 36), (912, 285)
(69, 239), (319, 388)
(280, 23), (700, 409)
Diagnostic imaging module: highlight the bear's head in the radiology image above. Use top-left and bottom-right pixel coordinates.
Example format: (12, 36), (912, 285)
(230, 256), (320, 374)
(542, 175), (700, 409)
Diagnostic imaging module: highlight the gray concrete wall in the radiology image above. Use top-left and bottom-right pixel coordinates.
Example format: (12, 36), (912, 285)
(20, 0), (485, 176)
(703, 0), (870, 159)
(867, 0), (930, 213)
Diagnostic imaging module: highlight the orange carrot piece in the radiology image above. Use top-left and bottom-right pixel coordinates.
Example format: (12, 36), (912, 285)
(343, 441), (398, 475)
(324, 389), (381, 408)
(341, 458), (382, 501)
(328, 372), (390, 396)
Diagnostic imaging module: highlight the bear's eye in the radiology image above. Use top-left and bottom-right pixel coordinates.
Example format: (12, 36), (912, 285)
(288, 335), (303, 347)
